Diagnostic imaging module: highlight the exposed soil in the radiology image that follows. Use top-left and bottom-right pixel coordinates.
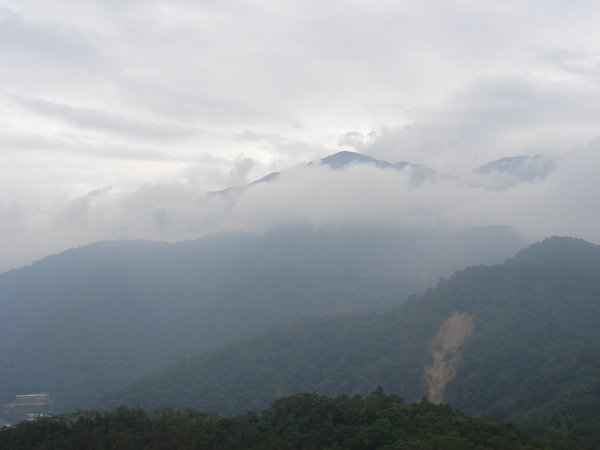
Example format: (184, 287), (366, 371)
(424, 311), (474, 404)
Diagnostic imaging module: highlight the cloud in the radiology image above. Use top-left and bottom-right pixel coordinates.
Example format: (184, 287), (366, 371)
(1, 0), (599, 271)
(357, 73), (600, 175)
(224, 144), (600, 244)
(0, 6), (107, 74)
(15, 97), (199, 141)
(228, 156), (255, 186)
(1, 141), (598, 273)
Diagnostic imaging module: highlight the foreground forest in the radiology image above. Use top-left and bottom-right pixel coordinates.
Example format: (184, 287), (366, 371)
(0, 390), (576, 449)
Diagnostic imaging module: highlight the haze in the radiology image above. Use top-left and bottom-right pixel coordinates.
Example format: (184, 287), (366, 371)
(1, 0), (599, 272)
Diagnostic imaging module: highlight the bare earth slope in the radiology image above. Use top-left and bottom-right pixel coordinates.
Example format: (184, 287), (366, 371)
(424, 311), (474, 403)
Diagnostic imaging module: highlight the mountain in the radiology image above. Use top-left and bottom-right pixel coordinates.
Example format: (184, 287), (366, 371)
(203, 150), (454, 203)
(319, 150), (395, 169)
(319, 151), (456, 187)
(0, 231), (400, 411)
(99, 236), (600, 445)
(475, 154), (558, 189)
(206, 151), (555, 202)
(0, 223), (525, 411)
(0, 149), (568, 425)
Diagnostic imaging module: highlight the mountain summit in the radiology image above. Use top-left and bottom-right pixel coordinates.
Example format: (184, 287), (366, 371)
(207, 151), (556, 201)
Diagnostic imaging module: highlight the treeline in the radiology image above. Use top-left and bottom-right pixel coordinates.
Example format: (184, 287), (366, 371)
(0, 390), (574, 449)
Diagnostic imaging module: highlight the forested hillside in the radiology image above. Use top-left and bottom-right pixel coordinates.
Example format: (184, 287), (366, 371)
(0, 224), (523, 410)
(99, 237), (600, 446)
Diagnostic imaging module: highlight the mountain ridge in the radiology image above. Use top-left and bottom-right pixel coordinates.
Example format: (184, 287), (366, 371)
(0, 223), (526, 410)
(96, 236), (600, 445)
(205, 150), (551, 201)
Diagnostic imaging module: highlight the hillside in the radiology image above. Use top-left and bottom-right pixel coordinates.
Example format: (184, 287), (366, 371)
(99, 236), (600, 445)
(0, 223), (524, 410)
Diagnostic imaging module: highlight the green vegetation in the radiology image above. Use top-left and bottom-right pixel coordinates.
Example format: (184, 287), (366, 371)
(98, 237), (600, 447)
(0, 390), (573, 449)
(0, 225), (523, 410)
(2, 235), (598, 446)
(0, 231), (410, 410)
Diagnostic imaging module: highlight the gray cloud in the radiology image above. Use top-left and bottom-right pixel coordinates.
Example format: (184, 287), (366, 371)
(358, 73), (600, 175)
(0, 7), (106, 71)
(0, 129), (175, 161)
(228, 157), (255, 186)
(15, 97), (199, 141)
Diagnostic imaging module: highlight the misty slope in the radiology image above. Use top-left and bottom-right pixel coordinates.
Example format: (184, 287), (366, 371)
(99, 237), (600, 444)
(475, 154), (557, 189)
(0, 223), (524, 410)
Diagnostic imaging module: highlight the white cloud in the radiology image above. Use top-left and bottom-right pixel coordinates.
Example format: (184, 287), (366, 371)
(2, 142), (598, 273)
(360, 73), (600, 175)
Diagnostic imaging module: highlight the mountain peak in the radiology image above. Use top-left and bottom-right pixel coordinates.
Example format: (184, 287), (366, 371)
(317, 151), (394, 170)
(476, 155), (557, 181)
(508, 236), (600, 266)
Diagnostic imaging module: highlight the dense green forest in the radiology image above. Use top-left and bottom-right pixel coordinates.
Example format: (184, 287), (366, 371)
(0, 224), (523, 409)
(98, 237), (600, 446)
(0, 390), (575, 449)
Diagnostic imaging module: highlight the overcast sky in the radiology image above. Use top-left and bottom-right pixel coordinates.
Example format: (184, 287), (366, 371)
(1, 0), (599, 272)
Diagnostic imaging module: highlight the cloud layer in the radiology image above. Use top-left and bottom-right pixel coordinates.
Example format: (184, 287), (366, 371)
(1, 144), (598, 273)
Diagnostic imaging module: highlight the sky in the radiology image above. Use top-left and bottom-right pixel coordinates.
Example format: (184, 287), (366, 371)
(1, 0), (599, 272)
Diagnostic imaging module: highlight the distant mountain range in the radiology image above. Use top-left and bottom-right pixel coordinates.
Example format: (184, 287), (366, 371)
(0, 223), (525, 410)
(317, 151), (455, 187)
(205, 151), (556, 203)
(0, 150), (561, 409)
(2, 150), (588, 444)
